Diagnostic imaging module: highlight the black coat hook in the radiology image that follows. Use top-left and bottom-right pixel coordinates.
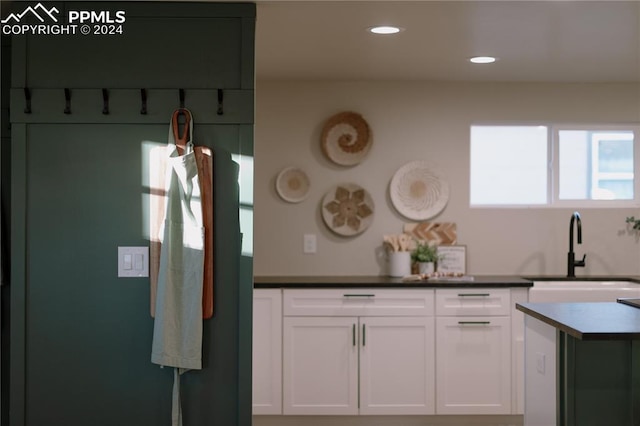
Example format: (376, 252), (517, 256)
(140, 89), (147, 115)
(64, 88), (71, 114)
(217, 89), (224, 115)
(24, 87), (32, 114)
(179, 89), (185, 109)
(102, 89), (109, 115)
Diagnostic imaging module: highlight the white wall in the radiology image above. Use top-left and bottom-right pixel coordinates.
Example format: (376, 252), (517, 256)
(254, 80), (640, 277)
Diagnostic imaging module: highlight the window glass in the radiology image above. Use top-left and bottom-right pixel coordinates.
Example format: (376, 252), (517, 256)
(470, 126), (548, 205)
(558, 130), (633, 200)
(471, 125), (638, 207)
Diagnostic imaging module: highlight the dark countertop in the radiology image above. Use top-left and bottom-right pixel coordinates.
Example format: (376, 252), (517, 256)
(254, 275), (533, 288)
(517, 302), (640, 340)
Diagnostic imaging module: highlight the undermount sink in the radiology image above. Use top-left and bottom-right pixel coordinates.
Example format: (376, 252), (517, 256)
(523, 276), (638, 282)
(531, 280), (639, 289)
(527, 279), (640, 303)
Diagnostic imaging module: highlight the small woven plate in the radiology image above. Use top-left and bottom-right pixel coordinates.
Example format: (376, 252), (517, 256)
(275, 167), (310, 203)
(321, 111), (372, 166)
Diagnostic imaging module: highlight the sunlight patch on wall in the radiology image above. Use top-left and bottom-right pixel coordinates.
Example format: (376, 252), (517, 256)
(232, 153), (254, 257)
(140, 140), (166, 241)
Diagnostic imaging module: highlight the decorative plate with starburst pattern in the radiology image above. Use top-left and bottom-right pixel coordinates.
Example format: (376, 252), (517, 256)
(322, 183), (374, 236)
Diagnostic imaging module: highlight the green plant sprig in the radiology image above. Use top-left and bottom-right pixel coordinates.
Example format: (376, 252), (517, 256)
(626, 216), (640, 230)
(411, 240), (439, 263)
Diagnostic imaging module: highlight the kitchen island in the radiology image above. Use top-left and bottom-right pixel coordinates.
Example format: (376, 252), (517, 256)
(516, 302), (640, 426)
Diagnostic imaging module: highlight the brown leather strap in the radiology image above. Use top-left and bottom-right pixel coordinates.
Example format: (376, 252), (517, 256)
(171, 109), (191, 154)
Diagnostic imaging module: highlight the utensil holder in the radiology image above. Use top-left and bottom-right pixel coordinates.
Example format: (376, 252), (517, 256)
(388, 251), (411, 277)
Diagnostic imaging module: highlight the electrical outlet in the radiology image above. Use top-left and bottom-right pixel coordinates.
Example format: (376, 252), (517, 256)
(303, 234), (317, 254)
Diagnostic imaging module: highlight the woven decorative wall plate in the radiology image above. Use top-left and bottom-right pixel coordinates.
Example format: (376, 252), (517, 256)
(389, 161), (449, 220)
(275, 167), (310, 203)
(322, 183), (374, 236)
(321, 111), (372, 166)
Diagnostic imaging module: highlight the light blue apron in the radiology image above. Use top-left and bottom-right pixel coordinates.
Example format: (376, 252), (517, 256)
(152, 110), (204, 426)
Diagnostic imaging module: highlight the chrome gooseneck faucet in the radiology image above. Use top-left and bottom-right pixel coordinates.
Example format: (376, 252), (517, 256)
(568, 211), (586, 278)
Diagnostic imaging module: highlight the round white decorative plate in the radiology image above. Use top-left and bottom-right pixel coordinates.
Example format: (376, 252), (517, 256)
(322, 183), (374, 236)
(389, 161), (449, 220)
(275, 167), (310, 203)
(321, 111), (372, 166)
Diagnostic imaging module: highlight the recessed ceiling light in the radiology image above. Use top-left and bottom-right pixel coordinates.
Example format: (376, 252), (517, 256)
(369, 26), (402, 35)
(469, 56), (497, 64)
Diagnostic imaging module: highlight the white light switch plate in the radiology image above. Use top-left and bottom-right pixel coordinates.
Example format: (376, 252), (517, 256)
(118, 246), (149, 277)
(303, 234), (317, 254)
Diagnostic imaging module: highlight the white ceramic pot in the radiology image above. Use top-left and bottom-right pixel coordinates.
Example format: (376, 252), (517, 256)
(418, 262), (435, 275)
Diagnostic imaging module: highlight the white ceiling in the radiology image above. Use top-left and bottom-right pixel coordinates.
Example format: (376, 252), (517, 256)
(254, 1), (640, 82)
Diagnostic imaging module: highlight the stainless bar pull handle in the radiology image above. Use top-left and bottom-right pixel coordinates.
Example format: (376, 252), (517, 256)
(458, 321), (491, 325)
(352, 324), (356, 346)
(343, 294), (375, 298)
(362, 324), (366, 346)
(457, 293), (490, 297)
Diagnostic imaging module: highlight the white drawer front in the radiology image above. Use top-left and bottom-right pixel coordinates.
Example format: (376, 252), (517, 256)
(435, 288), (510, 316)
(283, 289), (434, 316)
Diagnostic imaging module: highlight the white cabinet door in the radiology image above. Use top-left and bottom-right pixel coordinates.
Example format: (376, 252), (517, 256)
(359, 316), (435, 415)
(435, 316), (511, 414)
(252, 289), (282, 415)
(511, 287), (528, 414)
(523, 314), (557, 426)
(282, 316), (358, 415)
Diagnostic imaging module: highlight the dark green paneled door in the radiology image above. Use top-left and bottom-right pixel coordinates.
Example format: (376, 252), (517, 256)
(25, 124), (175, 426)
(20, 124), (246, 426)
(6, 3), (255, 426)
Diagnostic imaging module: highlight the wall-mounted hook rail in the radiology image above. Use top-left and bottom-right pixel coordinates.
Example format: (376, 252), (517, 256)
(24, 87), (32, 114)
(140, 89), (148, 115)
(102, 89), (109, 115)
(179, 88), (185, 109)
(64, 88), (71, 114)
(217, 89), (224, 115)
